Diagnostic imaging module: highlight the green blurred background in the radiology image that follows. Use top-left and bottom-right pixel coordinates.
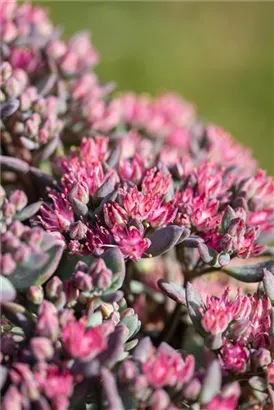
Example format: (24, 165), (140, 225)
(35, 1), (273, 173)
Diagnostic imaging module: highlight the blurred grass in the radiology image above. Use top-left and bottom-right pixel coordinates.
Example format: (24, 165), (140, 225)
(36, 1), (273, 173)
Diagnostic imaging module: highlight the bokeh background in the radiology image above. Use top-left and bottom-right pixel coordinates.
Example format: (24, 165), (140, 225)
(35, 1), (273, 174)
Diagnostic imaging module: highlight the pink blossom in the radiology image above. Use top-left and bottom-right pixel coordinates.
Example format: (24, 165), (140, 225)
(39, 191), (74, 232)
(221, 342), (249, 373)
(62, 319), (110, 360)
(142, 343), (194, 388)
(112, 224), (151, 261)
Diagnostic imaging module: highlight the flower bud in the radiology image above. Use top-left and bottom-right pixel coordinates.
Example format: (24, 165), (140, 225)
(103, 202), (127, 229)
(27, 286), (44, 305)
(73, 271), (92, 292)
(14, 244), (30, 264)
(74, 260), (88, 273)
(150, 389), (170, 410)
(118, 360), (138, 383)
(69, 181), (89, 205)
(36, 301), (59, 341)
(69, 221), (88, 240)
(9, 190), (28, 211)
(182, 378), (202, 401)
(30, 337), (54, 361)
(121, 308), (135, 318)
(25, 113), (41, 137)
(253, 348), (271, 368)
(0, 62), (12, 83)
(63, 281), (79, 305)
(9, 220), (25, 238)
(89, 258), (112, 290)
(22, 227), (44, 246)
(100, 302), (114, 319)
(3, 202), (16, 219)
(46, 276), (63, 299)
(1, 253), (16, 276)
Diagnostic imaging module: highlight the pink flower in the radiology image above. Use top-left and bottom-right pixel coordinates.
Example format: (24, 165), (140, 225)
(123, 186), (161, 221)
(119, 154), (144, 184)
(202, 394), (238, 410)
(103, 202), (128, 229)
(62, 320), (110, 360)
(80, 136), (109, 163)
(221, 342), (249, 373)
(36, 301), (59, 341)
(35, 364), (73, 399)
(142, 167), (171, 197)
(201, 289), (232, 335)
(142, 343), (194, 388)
(39, 190), (74, 232)
(112, 224), (151, 261)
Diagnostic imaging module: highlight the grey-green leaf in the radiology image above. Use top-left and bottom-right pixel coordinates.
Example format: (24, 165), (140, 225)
(146, 225), (185, 257)
(223, 260), (274, 283)
(0, 276), (16, 302)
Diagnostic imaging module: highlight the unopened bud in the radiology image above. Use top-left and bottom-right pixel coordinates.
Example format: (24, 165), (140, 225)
(69, 181), (89, 205)
(182, 378), (201, 401)
(100, 302), (114, 319)
(1, 253), (16, 276)
(150, 389), (170, 410)
(9, 190), (28, 211)
(27, 286), (44, 305)
(89, 258), (112, 290)
(253, 348), (271, 368)
(46, 276), (63, 299)
(69, 221), (88, 240)
(30, 337), (54, 361)
(73, 271), (92, 292)
(63, 280), (79, 304)
(118, 360), (138, 383)
(121, 308), (135, 318)
(36, 301), (59, 341)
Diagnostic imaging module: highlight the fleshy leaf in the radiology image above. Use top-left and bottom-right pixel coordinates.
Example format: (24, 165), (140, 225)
(205, 333), (223, 350)
(157, 279), (186, 304)
(0, 155), (30, 173)
(200, 360), (222, 404)
(221, 205), (236, 232)
(15, 201), (42, 221)
(8, 236), (64, 290)
(1, 99), (19, 119)
(146, 225), (185, 257)
(119, 314), (140, 341)
(0, 276), (16, 303)
(249, 376), (267, 392)
(95, 172), (117, 200)
(198, 243), (213, 264)
(223, 260), (274, 283)
(186, 282), (205, 335)
(263, 269), (274, 303)
(101, 368), (125, 410)
(98, 326), (128, 368)
(133, 336), (153, 363)
(102, 247), (125, 293)
(106, 145), (121, 168)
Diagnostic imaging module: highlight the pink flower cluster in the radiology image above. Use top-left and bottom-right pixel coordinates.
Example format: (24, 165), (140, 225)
(37, 135), (273, 264)
(201, 287), (273, 374)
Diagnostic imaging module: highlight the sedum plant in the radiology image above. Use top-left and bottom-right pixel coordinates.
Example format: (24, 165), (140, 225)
(0, 1), (274, 409)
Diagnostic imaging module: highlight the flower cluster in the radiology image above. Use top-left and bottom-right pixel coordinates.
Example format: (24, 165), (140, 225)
(1, 1), (274, 409)
(1, 296), (137, 410)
